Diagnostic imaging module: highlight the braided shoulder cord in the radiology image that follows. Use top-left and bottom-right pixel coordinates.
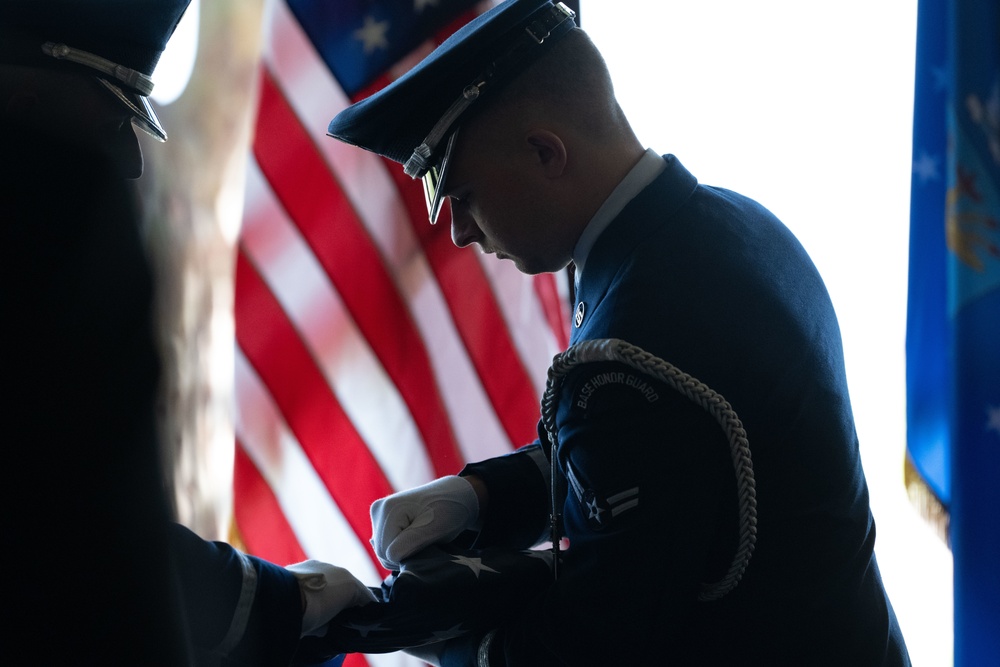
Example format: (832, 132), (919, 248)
(541, 338), (757, 601)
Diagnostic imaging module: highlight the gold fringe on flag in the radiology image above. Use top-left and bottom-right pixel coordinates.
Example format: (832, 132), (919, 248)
(904, 453), (950, 546)
(228, 515), (248, 554)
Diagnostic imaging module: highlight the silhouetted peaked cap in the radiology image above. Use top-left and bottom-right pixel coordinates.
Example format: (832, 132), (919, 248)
(0, 0), (193, 141)
(327, 0), (578, 172)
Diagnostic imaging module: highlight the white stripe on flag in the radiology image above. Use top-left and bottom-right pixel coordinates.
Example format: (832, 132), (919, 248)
(236, 3), (568, 664)
(234, 347), (379, 582)
(260, 0), (516, 461)
(241, 161), (436, 492)
(477, 252), (563, 399)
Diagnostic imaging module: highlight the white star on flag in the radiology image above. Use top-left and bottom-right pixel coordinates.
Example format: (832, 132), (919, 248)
(353, 15), (390, 54)
(522, 549), (555, 564)
(344, 621), (387, 638)
(414, 0), (440, 12)
(987, 404), (1000, 437)
(931, 65), (949, 92)
(913, 151), (939, 183)
(450, 553), (500, 577)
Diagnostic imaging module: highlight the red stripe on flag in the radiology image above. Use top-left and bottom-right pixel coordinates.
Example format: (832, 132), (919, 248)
(235, 249), (392, 558)
(253, 67), (467, 476)
(385, 164), (543, 447)
(533, 273), (569, 351)
(232, 443), (306, 566)
(235, 3), (566, 662)
(342, 653), (372, 667)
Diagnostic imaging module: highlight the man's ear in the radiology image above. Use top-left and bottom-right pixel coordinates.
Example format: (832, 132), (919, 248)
(525, 129), (567, 178)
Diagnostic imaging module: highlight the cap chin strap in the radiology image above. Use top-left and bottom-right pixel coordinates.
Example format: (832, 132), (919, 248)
(404, 83), (480, 179)
(42, 41), (155, 96)
(402, 2), (577, 181)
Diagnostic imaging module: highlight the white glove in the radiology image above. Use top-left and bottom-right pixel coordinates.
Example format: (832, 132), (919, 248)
(286, 560), (378, 637)
(370, 475), (480, 570)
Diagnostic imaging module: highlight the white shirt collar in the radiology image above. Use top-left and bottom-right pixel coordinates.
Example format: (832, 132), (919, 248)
(571, 148), (666, 287)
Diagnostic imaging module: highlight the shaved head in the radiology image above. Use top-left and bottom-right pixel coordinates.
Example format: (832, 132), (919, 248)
(441, 27), (645, 274)
(475, 29), (633, 148)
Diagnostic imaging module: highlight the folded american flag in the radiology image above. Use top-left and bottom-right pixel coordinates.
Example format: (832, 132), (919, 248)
(295, 545), (554, 663)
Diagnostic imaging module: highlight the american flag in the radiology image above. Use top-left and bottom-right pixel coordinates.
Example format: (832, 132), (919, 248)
(233, 1), (570, 665)
(296, 544), (555, 661)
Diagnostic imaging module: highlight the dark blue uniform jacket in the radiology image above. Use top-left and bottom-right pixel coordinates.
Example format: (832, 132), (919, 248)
(462, 155), (911, 666)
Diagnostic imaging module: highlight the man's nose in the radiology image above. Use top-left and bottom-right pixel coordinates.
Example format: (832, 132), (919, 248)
(450, 206), (480, 248)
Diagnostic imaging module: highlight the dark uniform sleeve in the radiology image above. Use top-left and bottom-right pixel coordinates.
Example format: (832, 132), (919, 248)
(451, 360), (740, 666)
(459, 441), (551, 550)
(167, 523), (304, 666)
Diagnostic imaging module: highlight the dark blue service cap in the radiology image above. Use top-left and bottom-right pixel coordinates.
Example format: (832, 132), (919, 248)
(327, 0), (577, 223)
(0, 0), (193, 141)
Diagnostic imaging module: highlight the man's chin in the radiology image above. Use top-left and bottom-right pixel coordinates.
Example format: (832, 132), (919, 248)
(477, 247), (546, 275)
(493, 252), (524, 271)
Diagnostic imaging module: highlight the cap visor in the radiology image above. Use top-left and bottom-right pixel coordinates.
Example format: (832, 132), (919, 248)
(96, 78), (167, 142)
(423, 129), (460, 224)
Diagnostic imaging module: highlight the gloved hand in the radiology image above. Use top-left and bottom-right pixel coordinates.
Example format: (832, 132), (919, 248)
(370, 475), (480, 570)
(286, 560), (378, 637)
